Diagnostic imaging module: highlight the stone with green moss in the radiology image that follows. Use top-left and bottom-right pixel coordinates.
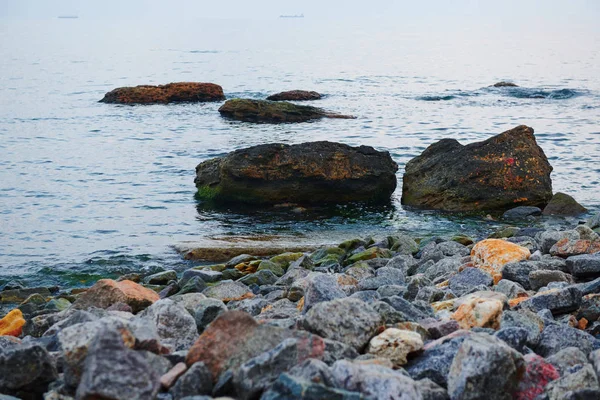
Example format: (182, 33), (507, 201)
(310, 247), (346, 265)
(200, 264), (227, 272)
(222, 269), (244, 281)
(269, 252), (304, 269)
(451, 235), (474, 246)
(489, 226), (520, 239)
(18, 293), (47, 314)
(390, 235), (419, 255)
(239, 270), (278, 286)
(344, 247), (393, 266)
(257, 260), (285, 277)
(338, 239), (365, 252)
(218, 98), (355, 123)
(343, 261), (375, 281)
(45, 297), (71, 312)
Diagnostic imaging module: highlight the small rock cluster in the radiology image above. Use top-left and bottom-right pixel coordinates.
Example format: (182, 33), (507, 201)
(1, 212), (600, 399)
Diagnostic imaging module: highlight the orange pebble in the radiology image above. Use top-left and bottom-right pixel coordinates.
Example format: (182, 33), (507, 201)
(0, 309), (26, 337)
(578, 318), (589, 330)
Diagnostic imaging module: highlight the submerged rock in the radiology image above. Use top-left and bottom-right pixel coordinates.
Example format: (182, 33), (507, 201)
(99, 82), (225, 104)
(401, 125), (553, 212)
(194, 141), (398, 205)
(218, 98), (354, 123)
(266, 90), (322, 101)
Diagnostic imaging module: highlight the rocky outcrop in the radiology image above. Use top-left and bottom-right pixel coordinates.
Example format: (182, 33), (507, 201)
(99, 82), (225, 104)
(266, 90), (322, 101)
(401, 125), (553, 212)
(195, 141), (398, 205)
(218, 99), (354, 123)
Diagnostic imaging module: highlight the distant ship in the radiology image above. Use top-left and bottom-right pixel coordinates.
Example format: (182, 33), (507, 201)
(279, 14), (304, 18)
(57, 15), (79, 19)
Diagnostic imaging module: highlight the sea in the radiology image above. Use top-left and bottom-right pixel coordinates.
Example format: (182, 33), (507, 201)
(1, 17), (599, 289)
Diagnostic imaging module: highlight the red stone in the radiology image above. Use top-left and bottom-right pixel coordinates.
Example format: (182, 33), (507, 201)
(514, 354), (559, 400)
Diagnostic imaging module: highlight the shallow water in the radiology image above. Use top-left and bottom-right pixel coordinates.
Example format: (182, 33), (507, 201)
(1, 18), (599, 288)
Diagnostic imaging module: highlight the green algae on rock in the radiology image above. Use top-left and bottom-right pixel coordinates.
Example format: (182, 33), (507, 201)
(217, 98), (354, 123)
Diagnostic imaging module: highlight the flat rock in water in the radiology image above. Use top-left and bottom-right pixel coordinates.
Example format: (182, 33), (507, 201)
(266, 90), (322, 101)
(401, 125), (553, 212)
(176, 237), (319, 262)
(218, 98), (354, 123)
(99, 82), (225, 104)
(195, 141), (398, 205)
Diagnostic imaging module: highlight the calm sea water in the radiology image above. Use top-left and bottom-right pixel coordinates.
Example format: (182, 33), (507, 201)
(1, 18), (599, 288)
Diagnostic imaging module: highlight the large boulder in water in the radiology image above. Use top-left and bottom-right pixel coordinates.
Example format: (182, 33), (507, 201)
(99, 82), (225, 104)
(218, 98), (354, 123)
(195, 141), (398, 205)
(401, 125), (553, 212)
(267, 90), (322, 101)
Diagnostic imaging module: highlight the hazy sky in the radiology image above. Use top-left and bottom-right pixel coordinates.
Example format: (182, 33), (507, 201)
(1, 0), (599, 25)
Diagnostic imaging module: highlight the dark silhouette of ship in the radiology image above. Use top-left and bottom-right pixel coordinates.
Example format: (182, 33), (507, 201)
(279, 14), (304, 18)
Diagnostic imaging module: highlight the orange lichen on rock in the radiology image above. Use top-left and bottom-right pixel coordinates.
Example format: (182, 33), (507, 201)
(297, 297), (305, 311)
(550, 238), (600, 258)
(471, 239), (531, 278)
(71, 279), (159, 313)
(100, 82), (225, 104)
(451, 297), (503, 330)
(235, 262), (259, 274)
(221, 292), (255, 303)
(508, 295), (530, 308)
(0, 309), (26, 337)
